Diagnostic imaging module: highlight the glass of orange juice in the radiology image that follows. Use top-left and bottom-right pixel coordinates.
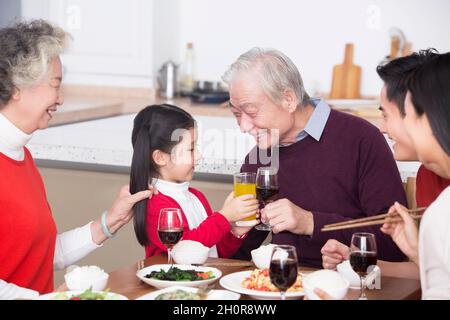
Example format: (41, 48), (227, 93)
(233, 172), (258, 226)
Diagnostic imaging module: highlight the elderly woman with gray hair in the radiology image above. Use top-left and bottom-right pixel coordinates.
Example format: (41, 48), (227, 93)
(0, 20), (153, 299)
(224, 48), (407, 267)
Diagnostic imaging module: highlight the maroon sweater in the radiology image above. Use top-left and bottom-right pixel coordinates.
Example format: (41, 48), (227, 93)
(233, 109), (407, 268)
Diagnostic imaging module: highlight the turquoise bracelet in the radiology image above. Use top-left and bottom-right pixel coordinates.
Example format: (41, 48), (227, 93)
(101, 212), (114, 238)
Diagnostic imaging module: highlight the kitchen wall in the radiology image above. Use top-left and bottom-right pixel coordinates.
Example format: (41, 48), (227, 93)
(19, 0), (450, 96)
(0, 0), (21, 27)
(21, 0), (154, 87)
(173, 0), (450, 96)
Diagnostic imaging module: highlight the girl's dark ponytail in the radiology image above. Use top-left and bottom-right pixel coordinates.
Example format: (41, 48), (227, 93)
(130, 113), (152, 246)
(130, 104), (195, 246)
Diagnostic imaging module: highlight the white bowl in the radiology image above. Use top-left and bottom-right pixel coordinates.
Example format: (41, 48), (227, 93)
(251, 244), (276, 269)
(64, 266), (109, 291)
(303, 270), (350, 300)
(172, 240), (210, 265)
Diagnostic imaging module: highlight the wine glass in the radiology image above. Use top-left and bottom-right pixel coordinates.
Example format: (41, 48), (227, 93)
(349, 233), (378, 300)
(157, 208), (183, 264)
(255, 167), (279, 231)
(269, 245), (298, 300)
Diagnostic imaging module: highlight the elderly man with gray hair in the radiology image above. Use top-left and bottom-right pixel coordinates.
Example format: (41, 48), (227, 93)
(223, 48), (407, 267)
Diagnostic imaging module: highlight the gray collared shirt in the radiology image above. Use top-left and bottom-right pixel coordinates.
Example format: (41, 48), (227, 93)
(279, 98), (331, 147)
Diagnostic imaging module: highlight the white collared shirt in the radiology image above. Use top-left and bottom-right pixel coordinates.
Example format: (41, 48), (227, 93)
(0, 112), (101, 299)
(153, 178), (219, 258)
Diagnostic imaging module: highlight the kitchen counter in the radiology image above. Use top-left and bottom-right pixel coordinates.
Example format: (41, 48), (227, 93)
(50, 85), (233, 127)
(30, 113), (253, 182)
(52, 85), (382, 127)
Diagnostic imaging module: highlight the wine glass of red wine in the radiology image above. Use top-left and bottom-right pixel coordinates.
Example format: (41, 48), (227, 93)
(349, 233), (378, 300)
(158, 208), (183, 264)
(255, 167), (279, 231)
(269, 245), (298, 300)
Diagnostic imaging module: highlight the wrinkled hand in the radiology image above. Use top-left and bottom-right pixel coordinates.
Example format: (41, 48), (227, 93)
(380, 202), (419, 264)
(106, 184), (156, 234)
(219, 193), (259, 223)
(262, 198), (314, 235)
(321, 239), (350, 270)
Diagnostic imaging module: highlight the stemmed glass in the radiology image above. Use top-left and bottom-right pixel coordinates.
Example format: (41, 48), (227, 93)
(255, 167), (279, 231)
(269, 245), (298, 300)
(349, 233), (378, 300)
(157, 208), (183, 264)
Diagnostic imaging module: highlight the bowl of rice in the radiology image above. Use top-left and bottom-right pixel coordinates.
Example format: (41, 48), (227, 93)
(64, 265), (109, 291)
(302, 269), (349, 300)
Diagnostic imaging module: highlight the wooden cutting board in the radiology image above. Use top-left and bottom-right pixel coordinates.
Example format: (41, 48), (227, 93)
(330, 43), (361, 99)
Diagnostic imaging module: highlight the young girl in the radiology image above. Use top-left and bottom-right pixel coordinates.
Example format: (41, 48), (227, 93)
(130, 104), (259, 258)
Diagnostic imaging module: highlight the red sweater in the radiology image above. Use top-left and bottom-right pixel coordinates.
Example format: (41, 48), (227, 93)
(0, 148), (56, 294)
(145, 187), (244, 258)
(416, 165), (450, 208)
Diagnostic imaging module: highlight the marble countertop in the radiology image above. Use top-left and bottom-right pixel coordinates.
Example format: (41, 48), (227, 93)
(30, 114), (253, 176)
(29, 112), (420, 181)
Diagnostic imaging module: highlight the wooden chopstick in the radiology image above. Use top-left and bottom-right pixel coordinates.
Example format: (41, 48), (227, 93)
(321, 215), (422, 232)
(321, 207), (426, 232)
(323, 207), (426, 228)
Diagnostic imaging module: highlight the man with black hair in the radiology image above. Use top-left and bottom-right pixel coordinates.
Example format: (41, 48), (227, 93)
(321, 49), (450, 280)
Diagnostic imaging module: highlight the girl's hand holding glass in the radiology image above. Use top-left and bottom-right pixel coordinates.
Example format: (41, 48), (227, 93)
(219, 193), (259, 223)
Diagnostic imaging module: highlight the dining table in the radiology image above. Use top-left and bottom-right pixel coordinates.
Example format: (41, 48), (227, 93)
(56, 253), (421, 300)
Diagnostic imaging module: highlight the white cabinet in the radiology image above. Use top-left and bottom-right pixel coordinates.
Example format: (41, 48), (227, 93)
(21, 0), (154, 87)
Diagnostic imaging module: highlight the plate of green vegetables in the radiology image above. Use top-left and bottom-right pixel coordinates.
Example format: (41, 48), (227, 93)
(136, 264), (222, 289)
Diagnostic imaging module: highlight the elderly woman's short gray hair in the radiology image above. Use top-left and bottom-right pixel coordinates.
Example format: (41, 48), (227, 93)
(0, 20), (70, 107)
(222, 47), (310, 107)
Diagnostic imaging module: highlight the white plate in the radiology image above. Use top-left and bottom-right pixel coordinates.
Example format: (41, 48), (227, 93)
(136, 264), (222, 289)
(35, 290), (128, 300)
(136, 285), (240, 300)
(219, 271), (305, 300)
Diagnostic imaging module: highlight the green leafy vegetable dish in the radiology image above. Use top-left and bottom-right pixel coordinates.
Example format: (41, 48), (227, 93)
(145, 267), (215, 281)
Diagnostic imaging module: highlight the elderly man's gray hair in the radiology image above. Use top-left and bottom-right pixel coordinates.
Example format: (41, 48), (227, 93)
(222, 47), (310, 107)
(0, 19), (70, 107)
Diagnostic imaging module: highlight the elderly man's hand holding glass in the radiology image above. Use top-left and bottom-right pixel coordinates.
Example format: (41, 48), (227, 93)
(261, 198), (314, 235)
